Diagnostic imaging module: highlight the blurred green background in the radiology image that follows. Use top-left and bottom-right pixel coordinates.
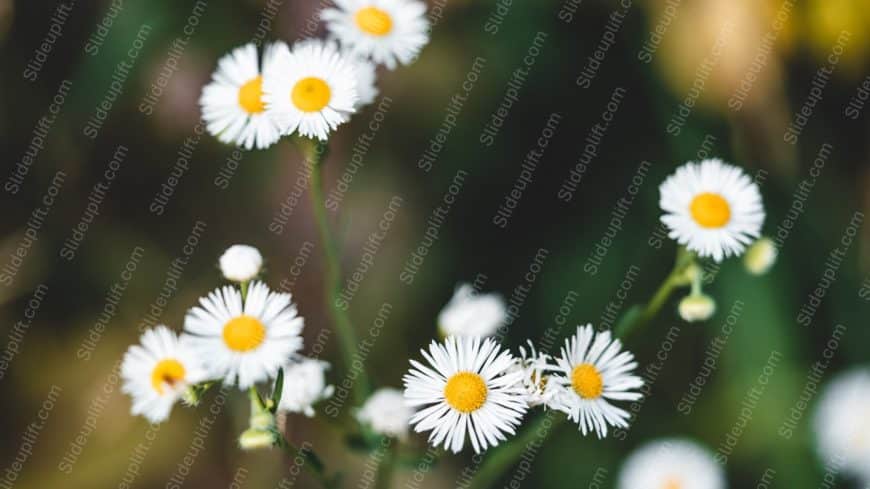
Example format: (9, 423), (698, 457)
(2, 0), (869, 487)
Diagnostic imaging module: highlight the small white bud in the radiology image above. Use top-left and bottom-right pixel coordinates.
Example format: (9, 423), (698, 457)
(744, 237), (777, 275)
(437, 283), (506, 338)
(678, 294), (716, 322)
(219, 245), (263, 282)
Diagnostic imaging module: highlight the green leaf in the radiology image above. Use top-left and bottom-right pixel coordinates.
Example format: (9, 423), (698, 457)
(271, 367), (284, 413)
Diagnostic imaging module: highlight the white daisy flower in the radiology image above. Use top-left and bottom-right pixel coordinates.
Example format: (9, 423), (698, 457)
(348, 55), (379, 108)
(659, 159), (765, 262)
(199, 43), (283, 150)
(277, 358), (334, 416)
(121, 325), (208, 423)
(514, 340), (556, 407)
(356, 387), (413, 438)
(813, 368), (870, 482)
(262, 39), (357, 141)
(549, 324), (643, 438)
(437, 283), (507, 338)
(403, 336), (528, 453)
(182, 282), (304, 389)
(617, 439), (725, 489)
(219, 244), (263, 282)
(322, 0), (430, 70)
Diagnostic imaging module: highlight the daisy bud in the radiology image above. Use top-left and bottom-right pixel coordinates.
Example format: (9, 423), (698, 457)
(743, 237), (777, 275)
(678, 294), (716, 322)
(239, 428), (277, 451)
(437, 283), (507, 338)
(219, 245), (263, 282)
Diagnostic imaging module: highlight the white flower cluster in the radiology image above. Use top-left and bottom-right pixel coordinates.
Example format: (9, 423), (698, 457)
(199, 0), (430, 149)
(121, 245), (331, 424)
(402, 324), (644, 453)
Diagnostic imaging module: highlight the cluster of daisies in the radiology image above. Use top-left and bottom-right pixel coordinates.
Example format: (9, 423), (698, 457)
(121, 245), (333, 434)
(404, 284), (644, 453)
(199, 0), (429, 149)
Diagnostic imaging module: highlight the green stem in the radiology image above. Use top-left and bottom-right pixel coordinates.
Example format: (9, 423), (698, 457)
(374, 438), (398, 489)
(467, 413), (565, 489)
(302, 138), (370, 405)
(275, 433), (337, 489)
(615, 247), (695, 340)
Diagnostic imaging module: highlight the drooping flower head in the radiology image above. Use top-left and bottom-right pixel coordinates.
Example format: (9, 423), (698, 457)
(403, 336), (528, 453)
(322, 0), (430, 70)
(200, 43), (283, 150)
(437, 283), (507, 338)
(182, 282), (304, 389)
(659, 159), (765, 262)
(278, 357), (334, 416)
(121, 325), (208, 423)
(513, 340), (556, 407)
(357, 387), (414, 438)
(262, 39), (358, 141)
(549, 325), (643, 438)
(617, 439), (725, 489)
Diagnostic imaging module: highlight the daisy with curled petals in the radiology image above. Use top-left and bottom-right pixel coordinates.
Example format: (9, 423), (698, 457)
(617, 439), (725, 489)
(403, 336), (528, 453)
(262, 40), (357, 141)
(659, 159), (765, 262)
(549, 324), (643, 438)
(199, 43), (283, 150)
(121, 325), (207, 423)
(514, 340), (556, 407)
(322, 0), (430, 70)
(182, 281), (304, 389)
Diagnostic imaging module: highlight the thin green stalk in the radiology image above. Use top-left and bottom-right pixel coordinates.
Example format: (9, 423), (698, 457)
(301, 138), (370, 405)
(275, 433), (337, 489)
(615, 247), (695, 339)
(374, 439), (398, 489)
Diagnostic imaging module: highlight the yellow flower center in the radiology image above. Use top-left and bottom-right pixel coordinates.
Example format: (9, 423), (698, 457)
(662, 478), (682, 489)
(222, 315), (266, 352)
(689, 192), (731, 228)
(151, 359), (186, 394)
(238, 76), (266, 114)
(291, 77), (332, 113)
(444, 372), (488, 413)
(355, 6), (393, 36)
(571, 363), (603, 399)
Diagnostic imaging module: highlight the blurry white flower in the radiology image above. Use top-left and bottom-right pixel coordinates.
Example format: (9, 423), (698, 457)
(403, 336), (528, 453)
(199, 43), (283, 150)
(356, 387), (413, 438)
(183, 282), (304, 389)
(349, 55), (379, 108)
(678, 293), (716, 322)
(660, 159), (765, 262)
(437, 283), (506, 338)
(814, 368), (870, 482)
(617, 438), (725, 489)
(549, 325), (643, 438)
(743, 237), (777, 275)
(121, 325), (207, 423)
(219, 244), (263, 282)
(263, 39), (357, 141)
(278, 358), (334, 416)
(513, 340), (555, 407)
(322, 0), (430, 70)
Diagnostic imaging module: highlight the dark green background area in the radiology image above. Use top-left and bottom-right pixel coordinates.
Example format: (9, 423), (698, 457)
(1, 0), (868, 487)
